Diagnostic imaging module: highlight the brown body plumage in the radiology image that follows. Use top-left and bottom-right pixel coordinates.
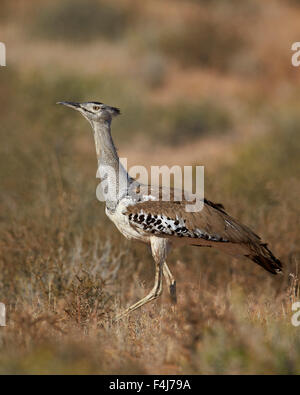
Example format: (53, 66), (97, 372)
(126, 196), (282, 275)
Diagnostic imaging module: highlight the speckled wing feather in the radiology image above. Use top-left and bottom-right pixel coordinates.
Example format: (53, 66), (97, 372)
(125, 195), (282, 275)
(126, 197), (259, 244)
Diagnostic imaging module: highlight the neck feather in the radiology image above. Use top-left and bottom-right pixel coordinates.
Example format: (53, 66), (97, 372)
(92, 120), (129, 206)
(92, 121), (118, 165)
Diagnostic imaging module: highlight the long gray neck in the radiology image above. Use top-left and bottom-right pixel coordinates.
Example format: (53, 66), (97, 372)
(92, 120), (129, 209)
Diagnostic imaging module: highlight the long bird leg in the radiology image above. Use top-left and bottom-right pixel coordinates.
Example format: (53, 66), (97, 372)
(147, 244), (176, 304)
(163, 262), (177, 304)
(115, 237), (166, 322)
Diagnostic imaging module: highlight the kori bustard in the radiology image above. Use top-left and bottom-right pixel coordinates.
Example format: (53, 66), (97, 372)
(58, 101), (282, 320)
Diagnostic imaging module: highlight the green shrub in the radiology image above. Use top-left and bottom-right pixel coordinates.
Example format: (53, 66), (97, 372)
(148, 101), (232, 144)
(159, 16), (245, 70)
(157, 0), (261, 71)
(111, 100), (232, 145)
(32, 0), (131, 42)
(220, 112), (300, 208)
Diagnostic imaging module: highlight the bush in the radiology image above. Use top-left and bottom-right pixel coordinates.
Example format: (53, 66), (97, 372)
(32, 0), (131, 42)
(145, 101), (232, 145)
(159, 16), (245, 70)
(111, 100), (232, 145)
(157, 1), (261, 71)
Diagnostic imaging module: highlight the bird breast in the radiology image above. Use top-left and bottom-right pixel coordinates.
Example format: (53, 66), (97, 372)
(105, 199), (150, 243)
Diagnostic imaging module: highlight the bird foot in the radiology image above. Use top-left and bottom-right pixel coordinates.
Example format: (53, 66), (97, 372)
(169, 280), (177, 304)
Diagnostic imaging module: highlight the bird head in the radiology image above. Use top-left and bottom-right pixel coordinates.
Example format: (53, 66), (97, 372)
(57, 101), (120, 123)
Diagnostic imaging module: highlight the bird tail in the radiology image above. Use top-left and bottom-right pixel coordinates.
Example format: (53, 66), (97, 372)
(246, 243), (283, 275)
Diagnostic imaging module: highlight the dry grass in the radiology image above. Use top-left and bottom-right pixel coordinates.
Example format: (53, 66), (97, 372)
(0, 0), (300, 374)
(1, 116), (299, 373)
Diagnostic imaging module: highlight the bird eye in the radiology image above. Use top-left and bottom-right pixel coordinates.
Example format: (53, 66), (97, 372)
(93, 105), (101, 111)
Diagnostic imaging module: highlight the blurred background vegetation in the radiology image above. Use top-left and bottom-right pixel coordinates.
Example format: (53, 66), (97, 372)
(0, 0), (300, 374)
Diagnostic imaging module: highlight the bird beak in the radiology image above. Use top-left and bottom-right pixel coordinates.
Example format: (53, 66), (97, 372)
(57, 101), (81, 110)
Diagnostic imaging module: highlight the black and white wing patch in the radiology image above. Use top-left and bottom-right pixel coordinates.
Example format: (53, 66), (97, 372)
(127, 211), (228, 242)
